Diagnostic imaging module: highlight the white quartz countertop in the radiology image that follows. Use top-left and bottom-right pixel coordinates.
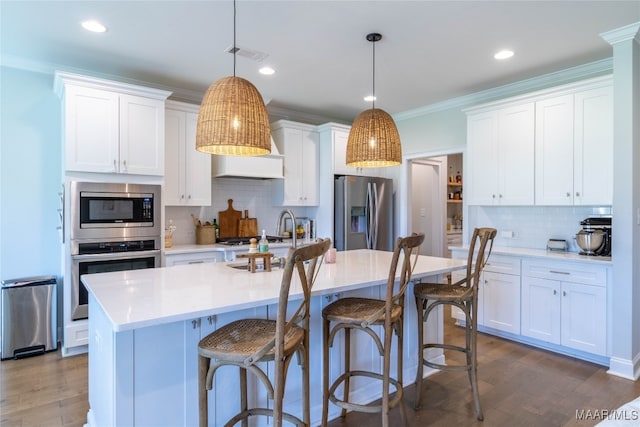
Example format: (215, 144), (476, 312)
(82, 249), (466, 333)
(450, 245), (612, 265)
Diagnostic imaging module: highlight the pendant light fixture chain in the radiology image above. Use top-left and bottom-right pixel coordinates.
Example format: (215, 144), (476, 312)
(233, 0), (237, 77)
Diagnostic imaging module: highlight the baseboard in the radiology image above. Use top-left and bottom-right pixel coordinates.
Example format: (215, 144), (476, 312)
(607, 355), (640, 380)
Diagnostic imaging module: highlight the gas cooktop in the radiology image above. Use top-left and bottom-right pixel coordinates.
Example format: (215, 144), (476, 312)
(216, 236), (284, 246)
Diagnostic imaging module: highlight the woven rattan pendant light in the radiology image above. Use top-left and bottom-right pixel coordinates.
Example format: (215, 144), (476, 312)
(196, 0), (271, 156)
(346, 33), (401, 168)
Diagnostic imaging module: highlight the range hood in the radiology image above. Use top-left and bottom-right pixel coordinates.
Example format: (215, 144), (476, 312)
(211, 138), (284, 179)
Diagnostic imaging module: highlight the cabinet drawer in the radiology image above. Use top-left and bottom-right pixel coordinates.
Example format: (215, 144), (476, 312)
(522, 260), (606, 286)
(484, 254), (520, 275)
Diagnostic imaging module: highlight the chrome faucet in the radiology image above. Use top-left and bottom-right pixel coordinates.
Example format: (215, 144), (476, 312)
(276, 209), (297, 248)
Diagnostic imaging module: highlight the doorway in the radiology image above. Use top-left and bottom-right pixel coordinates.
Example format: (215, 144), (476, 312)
(408, 153), (463, 258)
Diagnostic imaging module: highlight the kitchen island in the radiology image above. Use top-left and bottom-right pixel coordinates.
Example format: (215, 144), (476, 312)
(83, 249), (466, 426)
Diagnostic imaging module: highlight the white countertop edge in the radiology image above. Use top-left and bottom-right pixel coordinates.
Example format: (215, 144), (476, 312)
(449, 245), (612, 265)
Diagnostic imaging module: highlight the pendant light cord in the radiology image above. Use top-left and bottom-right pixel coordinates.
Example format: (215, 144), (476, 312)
(233, 0), (237, 77)
(372, 37), (376, 110)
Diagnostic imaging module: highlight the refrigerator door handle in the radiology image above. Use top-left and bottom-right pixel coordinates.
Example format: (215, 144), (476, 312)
(372, 182), (380, 249)
(366, 182), (373, 249)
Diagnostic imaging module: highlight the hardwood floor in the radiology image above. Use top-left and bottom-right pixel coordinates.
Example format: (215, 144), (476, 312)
(2, 310), (639, 426)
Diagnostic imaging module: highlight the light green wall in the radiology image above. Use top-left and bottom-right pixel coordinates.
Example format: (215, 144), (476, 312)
(397, 107), (466, 156)
(0, 66), (62, 280)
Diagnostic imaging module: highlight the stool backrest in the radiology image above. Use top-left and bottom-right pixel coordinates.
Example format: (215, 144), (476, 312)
(463, 227), (497, 294)
(275, 238), (332, 358)
(362, 233), (425, 327)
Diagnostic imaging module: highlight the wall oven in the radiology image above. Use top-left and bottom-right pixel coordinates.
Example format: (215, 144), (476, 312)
(69, 182), (161, 320)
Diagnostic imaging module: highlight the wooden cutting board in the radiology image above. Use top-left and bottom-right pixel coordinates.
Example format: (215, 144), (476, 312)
(218, 199), (242, 238)
(238, 210), (258, 237)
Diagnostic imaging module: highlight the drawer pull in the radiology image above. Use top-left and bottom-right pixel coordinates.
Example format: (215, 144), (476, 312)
(549, 270), (570, 275)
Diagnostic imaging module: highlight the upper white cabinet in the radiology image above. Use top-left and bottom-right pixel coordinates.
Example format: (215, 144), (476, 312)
(165, 101), (211, 206)
(535, 82), (613, 205)
(466, 102), (535, 205)
(271, 120), (319, 206)
(55, 72), (171, 175)
(324, 123), (386, 178)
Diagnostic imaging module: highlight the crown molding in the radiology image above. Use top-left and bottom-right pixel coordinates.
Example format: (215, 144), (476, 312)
(601, 21), (640, 45)
(393, 58), (613, 122)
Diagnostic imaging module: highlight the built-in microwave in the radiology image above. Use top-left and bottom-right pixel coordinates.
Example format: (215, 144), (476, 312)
(70, 181), (161, 241)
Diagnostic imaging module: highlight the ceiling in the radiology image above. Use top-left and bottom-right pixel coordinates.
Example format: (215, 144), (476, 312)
(2, 1), (639, 124)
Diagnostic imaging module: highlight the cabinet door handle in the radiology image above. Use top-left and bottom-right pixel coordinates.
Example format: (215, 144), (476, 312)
(492, 194), (496, 199)
(113, 159), (118, 171)
(553, 290), (557, 295)
(549, 270), (570, 275)
(575, 192), (580, 197)
(563, 291), (567, 297)
(188, 194), (192, 199)
(192, 319), (201, 329)
(207, 316), (214, 325)
(499, 194), (503, 198)
(122, 159), (127, 171)
(566, 192), (571, 197)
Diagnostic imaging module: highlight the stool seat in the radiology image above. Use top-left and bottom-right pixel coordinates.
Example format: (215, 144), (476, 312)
(199, 318), (304, 363)
(322, 297), (402, 325)
(413, 282), (472, 301)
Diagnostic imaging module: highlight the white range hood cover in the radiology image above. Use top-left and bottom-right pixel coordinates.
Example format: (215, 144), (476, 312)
(211, 137), (284, 179)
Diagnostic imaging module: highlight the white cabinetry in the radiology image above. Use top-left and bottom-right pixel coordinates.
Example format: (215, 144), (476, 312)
(163, 249), (225, 267)
(466, 102), (534, 205)
(324, 123), (385, 177)
(165, 101), (211, 206)
(451, 254), (521, 334)
(481, 256), (521, 334)
(55, 72), (170, 175)
(521, 259), (607, 356)
(535, 82), (613, 205)
(271, 120), (319, 206)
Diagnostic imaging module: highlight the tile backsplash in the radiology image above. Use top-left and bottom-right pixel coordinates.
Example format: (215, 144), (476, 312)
(466, 205), (612, 252)
(165, 178), (313, 245)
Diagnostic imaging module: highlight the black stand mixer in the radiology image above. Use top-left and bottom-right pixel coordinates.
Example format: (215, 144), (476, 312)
(576, 217), (612, 256)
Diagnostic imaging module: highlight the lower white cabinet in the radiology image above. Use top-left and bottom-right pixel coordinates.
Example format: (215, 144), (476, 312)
(451, 254), (520, 334)
(164, 250), (226, 267)
(521, 260), (607, 356)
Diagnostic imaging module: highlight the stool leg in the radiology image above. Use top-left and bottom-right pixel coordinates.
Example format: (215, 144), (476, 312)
(321, 317), (330, 427)
(240, 367), (248, 427)
(468, 300), (483, 421)
(396, 317), (409, 427)
(414, 297), (425, 409)
(342, 328), (351, 418)
(302, 339), (310, 426)
(198, 355), (209, 427)
(382, 324), (391, 427)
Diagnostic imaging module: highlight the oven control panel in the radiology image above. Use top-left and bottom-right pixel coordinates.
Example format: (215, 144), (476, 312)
(78, 240), (156, 254)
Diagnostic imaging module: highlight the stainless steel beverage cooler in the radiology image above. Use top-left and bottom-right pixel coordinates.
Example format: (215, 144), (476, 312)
(1, 275), (57, 360)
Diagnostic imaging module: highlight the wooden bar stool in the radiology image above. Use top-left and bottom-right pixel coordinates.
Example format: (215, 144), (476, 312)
(413, 227), (496, 421)
(321, 233), (425, 427)
(198, 238), (331, 427)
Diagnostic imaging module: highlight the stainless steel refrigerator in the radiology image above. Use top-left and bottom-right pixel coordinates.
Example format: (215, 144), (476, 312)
(334, 175), (394, 251)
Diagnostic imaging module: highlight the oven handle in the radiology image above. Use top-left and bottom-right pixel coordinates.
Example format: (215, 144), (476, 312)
(72, 250), (160, 262)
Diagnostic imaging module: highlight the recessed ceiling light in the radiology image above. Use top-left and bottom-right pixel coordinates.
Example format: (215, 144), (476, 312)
(82, 20), (107, 33)
(364, 95), (376, 102)
(258, 66), (275, 75)
(494, 49), (514, 60)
